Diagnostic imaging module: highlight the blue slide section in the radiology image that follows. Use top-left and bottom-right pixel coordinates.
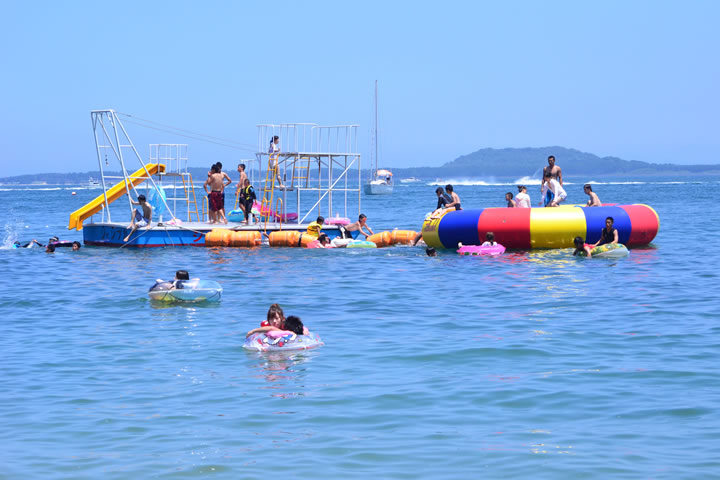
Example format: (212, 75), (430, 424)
(582, 206), (631, 244)
(438, 209), (484, 248)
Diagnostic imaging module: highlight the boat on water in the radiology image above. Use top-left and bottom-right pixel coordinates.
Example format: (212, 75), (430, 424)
(364, 80), (393, 196)
(88, 177), (101, 187)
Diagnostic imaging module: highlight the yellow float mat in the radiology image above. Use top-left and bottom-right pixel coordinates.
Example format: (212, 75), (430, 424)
(67, 163), (165, 231)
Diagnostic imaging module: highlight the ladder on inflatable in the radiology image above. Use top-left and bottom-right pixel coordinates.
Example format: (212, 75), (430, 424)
(260, 153), (279, 229)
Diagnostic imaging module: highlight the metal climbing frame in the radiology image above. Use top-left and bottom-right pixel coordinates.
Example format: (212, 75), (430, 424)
(149, 144), (200, 222)
(256, 123), (362, 224)
(90, 109), (176, 224)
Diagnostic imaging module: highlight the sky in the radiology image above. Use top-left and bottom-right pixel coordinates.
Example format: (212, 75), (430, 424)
(1, 0), (718, 176)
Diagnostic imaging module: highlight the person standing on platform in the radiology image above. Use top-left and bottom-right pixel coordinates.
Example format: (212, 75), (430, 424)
(268, 136), (284, 189)
(541, 155), (563, 206)
(239, 178), (257, 225)
(236, 163), (248, 216)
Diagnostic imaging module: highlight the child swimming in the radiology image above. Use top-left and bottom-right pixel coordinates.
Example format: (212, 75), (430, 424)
(247, 305), (309, 337)
(481, 232), (497, 247)
(573, 236), (594, 257)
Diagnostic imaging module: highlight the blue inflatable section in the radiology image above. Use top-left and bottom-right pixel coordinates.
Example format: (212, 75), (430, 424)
(438, 209), (483, 248)
(582, 206), (631, 244)
(147, 187), (167, 217)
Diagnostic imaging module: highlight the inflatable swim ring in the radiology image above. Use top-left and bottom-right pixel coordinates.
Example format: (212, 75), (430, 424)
(345, 239), (377, 249)
(326, 215), (350, 225)
(243, 331), (323, 351)
(580, 243), (629, 259)
(148, 279), (223, 303)
(457, 244), (506, 256)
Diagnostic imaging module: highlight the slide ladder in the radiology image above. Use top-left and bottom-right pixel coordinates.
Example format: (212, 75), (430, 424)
(67, 163), (165, 230)
(260, 153), (280, 230)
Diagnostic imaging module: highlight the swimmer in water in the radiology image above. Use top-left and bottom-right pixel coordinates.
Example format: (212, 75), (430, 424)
(481, 232), (497, 247)
(426, 247), (437, 257)
(573, 236), (593, 258)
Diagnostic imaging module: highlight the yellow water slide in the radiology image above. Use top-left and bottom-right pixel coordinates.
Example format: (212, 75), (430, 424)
(68, 164), (165, 230)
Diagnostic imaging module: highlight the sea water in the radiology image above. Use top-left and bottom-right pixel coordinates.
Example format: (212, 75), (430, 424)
(1, 177), (719, 479)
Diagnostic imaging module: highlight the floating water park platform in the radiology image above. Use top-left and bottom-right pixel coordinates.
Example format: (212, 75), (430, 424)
(70, 111), (362, 248)
(82, 221), (345, 248)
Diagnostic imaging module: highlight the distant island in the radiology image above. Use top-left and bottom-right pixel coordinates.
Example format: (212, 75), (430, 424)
(390, 146), (720, 179)
(1, 147), (718, 184)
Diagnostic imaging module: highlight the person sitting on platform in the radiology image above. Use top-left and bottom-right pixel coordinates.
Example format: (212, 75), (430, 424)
(539, 172), (567, 207)
(573, 236), (594, 258)
(593, 217), (618, 247)
(445, 184), (462, 210)
(340, 214), (374, 239)
(307, 216), (324, 237)
(515, 185), (531, 208)
(124, 194), (153, 242)
(584, 184), (602, 207)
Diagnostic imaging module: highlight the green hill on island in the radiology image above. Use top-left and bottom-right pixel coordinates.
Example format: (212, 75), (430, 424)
(391, 146), (720, 178)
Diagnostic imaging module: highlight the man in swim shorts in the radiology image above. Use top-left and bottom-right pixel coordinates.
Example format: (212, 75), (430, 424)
(124, 194), (153, 242)
(204, 164), (231, 224)
(340, 213), (374, 239)
(541, 155), (563, 206)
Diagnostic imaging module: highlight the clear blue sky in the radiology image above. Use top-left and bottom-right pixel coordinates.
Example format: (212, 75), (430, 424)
(1, 0), (718, 176)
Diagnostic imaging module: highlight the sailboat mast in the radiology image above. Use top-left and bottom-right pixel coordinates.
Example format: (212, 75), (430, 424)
(374, 80), (378, 174)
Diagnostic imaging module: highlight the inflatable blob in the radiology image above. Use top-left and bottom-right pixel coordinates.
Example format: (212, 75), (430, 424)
(422, 205), (659, 250)
(579, 243), (629, 259)
(243, 331), (323, 352)
(458, 244), (506, 256)
(148, 279), (222, 303)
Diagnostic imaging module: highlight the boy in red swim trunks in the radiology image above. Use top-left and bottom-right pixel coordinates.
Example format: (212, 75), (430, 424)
(204, 164), (231, 224)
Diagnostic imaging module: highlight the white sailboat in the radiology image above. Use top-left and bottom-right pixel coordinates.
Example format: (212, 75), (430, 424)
(364, 80), (393, 195)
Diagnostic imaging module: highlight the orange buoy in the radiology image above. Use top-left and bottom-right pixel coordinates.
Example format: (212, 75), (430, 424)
(220, 230), (233, 247)
(368, 231), (392, 247)
(391, 230), (418, 245)
(268, 230), (300, 247)
(298, 233), (316, 248)
(231, 231), (261, 247)
(204, 229), (225, 247)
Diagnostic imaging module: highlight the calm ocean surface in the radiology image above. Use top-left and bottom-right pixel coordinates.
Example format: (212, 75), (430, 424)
(1, 176), (719, 479)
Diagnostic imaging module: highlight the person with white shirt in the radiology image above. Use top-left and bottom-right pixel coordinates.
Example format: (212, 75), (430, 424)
(540, 172), (567, 207)
(268, 135), (284, 188)
(515, 185), (531, 208)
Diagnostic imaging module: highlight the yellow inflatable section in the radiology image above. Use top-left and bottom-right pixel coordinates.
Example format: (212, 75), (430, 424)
(67, 164), (166, 231)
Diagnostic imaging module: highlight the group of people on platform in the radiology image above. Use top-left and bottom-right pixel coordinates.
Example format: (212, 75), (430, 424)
(503, 156), (602, 208)
(202, 161), (257, 226)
